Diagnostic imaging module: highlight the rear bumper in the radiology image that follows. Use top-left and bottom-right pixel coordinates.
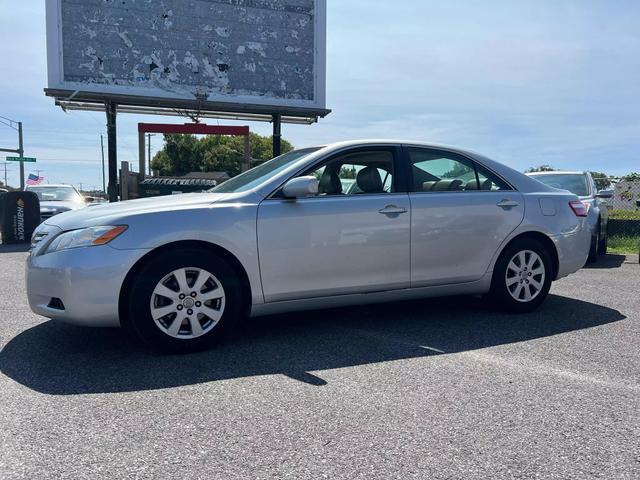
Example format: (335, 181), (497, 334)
(26, 244), (148, 327)
(552, 222), (591, 279)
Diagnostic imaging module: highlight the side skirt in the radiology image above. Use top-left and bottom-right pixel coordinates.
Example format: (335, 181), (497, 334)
(249, 274), (492, 317)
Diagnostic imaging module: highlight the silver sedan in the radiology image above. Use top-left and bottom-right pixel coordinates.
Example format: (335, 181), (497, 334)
(526, 171), (613, 262)
(26, 140), (591, 352)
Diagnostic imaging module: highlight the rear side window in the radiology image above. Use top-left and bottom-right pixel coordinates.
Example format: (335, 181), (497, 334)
(528, 173), (589, 197)
(408, 148), (511, 192)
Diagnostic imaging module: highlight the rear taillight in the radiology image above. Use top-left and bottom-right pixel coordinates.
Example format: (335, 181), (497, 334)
(569, 200), (588, 217)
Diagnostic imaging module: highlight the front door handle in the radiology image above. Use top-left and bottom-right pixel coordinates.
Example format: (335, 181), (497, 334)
(378, 205), (407, 215)
(496, 199), (519, 209)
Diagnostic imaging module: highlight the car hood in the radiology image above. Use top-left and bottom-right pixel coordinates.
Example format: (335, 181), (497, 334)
(44, 192), (231, 230)
(40, 200), (84, 211)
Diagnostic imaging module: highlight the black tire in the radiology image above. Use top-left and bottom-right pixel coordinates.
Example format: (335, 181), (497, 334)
(598, 228), (608, 256)
(587, 231), (599, 263)
(126, 248), (243, 353)
(490, 237), (553, 313)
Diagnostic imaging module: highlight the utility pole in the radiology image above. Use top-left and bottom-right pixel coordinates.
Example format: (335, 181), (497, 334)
(18, 122), (24, 190)
(0, 116), (25, 189)
(0, 162), (10, 187)
(100, 134), (106, 194)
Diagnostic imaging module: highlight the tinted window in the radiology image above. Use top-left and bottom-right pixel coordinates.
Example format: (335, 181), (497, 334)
(302, 150), (395, 196)
(529, 173), (589, 196)
(408, 148), (511, 192)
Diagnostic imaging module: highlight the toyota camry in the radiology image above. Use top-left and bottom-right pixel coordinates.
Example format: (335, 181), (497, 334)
(27, 140), (591, 352)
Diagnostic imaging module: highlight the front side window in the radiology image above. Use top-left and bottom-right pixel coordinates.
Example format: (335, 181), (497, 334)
(210, 147), (320, 193)
(408, 148), (511, 192)
(302, 150), (395, 196)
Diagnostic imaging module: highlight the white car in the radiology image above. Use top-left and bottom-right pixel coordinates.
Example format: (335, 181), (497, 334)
(25, 184), (87, 222)
(27, 140), (591, 352)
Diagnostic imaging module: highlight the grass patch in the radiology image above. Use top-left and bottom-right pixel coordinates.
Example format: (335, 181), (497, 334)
(609, 209), (640, 220)
(608, 235), (640, 254)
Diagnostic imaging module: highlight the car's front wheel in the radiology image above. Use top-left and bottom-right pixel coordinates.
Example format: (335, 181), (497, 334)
(490, 238), (553, 313)
(126, 248), (243, 353)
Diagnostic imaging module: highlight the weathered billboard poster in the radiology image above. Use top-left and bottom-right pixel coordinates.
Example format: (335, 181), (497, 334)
(45, 0), (327, 115)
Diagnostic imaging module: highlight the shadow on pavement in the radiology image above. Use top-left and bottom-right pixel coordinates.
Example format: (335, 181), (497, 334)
(0, 243), (30, 253)
(583, 254), (626, 269)
(0, 294), (625, 395)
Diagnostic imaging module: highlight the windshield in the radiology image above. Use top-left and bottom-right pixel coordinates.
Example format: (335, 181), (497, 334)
(210, 148), (321, 193)
(28, 186), (82, 202)
(529, 173), (590, 197)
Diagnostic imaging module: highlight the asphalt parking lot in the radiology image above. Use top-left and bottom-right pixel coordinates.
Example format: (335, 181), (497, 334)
(0, 246), (638, 480)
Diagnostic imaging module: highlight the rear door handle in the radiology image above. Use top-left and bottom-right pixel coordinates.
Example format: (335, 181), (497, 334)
(378, 205), (407, 215)
(496, 199), (519, 209)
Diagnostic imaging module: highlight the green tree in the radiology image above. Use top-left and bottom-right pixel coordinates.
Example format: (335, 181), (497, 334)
(589, 171), (611, 190)
(151, 132), (294, 177)
(525, 165), (556, 173)
(621, 172), (640, 182)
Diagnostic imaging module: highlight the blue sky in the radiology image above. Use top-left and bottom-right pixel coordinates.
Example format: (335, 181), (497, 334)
(1, 0), (639, 189)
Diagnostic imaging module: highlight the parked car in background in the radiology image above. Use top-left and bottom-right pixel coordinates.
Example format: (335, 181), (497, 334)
(27, 140), (591, 353)
(526, 171), (613, 261)
(25, 184), (87, 222)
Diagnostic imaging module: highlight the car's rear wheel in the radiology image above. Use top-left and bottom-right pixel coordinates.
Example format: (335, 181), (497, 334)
(490, 238), (553, 313)
(126, 248), (243, 353)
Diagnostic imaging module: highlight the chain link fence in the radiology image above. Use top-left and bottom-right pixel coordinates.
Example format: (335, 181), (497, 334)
(607, 213), (640, 254)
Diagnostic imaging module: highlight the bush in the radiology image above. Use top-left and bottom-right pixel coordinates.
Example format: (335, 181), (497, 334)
(609, 209), (640, 220)
(608, 235), (640, 254)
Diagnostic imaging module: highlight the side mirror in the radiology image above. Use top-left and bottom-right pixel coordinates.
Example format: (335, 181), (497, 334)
(596, 189), (613, 199)
(84, 196), (95, 203)
(282, 176), (319, 199)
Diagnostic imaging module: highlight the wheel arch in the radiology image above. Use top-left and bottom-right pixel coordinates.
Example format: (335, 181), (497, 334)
(494, 231), (560, 280)
(118, 240), (253, 326)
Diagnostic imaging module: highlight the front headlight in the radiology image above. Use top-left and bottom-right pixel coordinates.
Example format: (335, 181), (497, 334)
(46, 226), (127, 253)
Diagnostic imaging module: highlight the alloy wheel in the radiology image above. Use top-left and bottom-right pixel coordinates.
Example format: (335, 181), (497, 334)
(149, 267), (226, 339)
(505, 250), (546, 303)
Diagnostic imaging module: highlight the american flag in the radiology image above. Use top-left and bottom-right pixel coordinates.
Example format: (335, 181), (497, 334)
(26, 174), (44, 186)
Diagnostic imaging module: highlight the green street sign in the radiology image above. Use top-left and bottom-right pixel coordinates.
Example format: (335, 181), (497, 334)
(6, 156), (36, 163)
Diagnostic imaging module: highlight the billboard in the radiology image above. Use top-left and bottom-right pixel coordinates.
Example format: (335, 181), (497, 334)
(45, 0), (328, 119)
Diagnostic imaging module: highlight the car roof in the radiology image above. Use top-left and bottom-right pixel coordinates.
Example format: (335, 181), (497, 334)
(526, 171), (586, 176)
(305, 139), (485, 158)
(26, 184), (76, 188)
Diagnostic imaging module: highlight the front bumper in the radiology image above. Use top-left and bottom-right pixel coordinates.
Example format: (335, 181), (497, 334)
(26, 242), (149, 327)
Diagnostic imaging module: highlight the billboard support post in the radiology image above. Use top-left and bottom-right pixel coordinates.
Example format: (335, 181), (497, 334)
(272, 114), (282, 158)
(100, 134), (106, 195)
(105, 101), (118, 203)
(242, 135), (250, 173)
(138, 131), (145, 180)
